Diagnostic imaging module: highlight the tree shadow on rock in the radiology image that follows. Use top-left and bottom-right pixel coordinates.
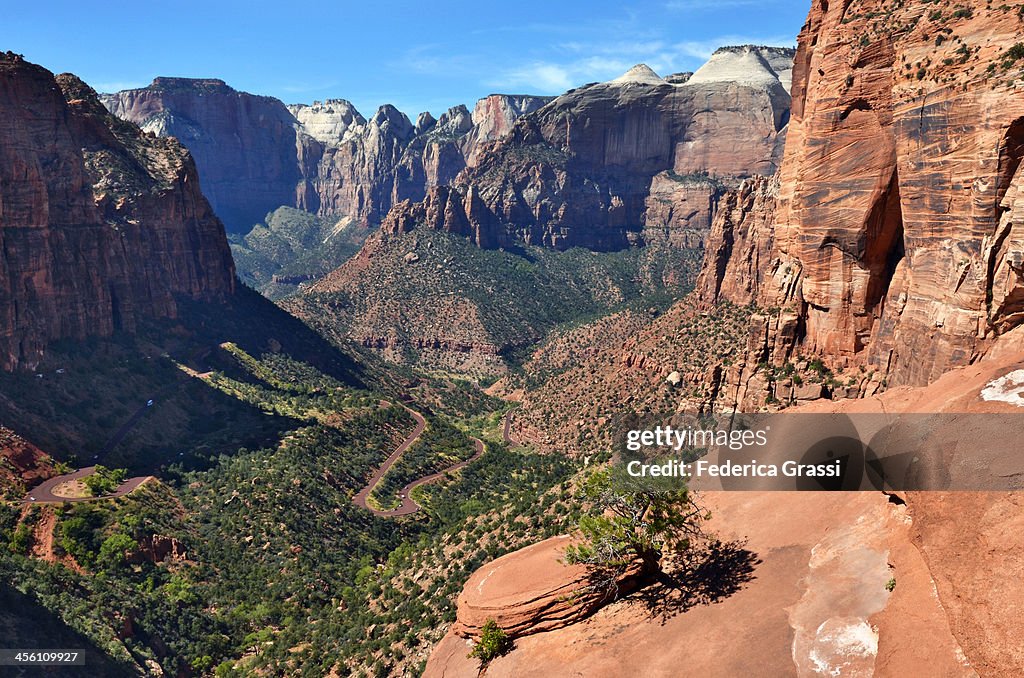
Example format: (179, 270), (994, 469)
(632, 538), (760, 624)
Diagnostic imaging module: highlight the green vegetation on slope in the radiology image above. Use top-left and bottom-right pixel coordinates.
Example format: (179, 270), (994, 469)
(511, 299), (755, 457)
(288, 229), (703, 377)
(230, 206), (370, 300)
(0, 286), (366, 472)
(1, 313), (580, 676)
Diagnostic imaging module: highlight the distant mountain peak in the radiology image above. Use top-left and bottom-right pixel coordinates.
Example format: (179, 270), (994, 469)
(713, 44), (795, 57)
(147, 77), (232, 92)
(684, 45), (794, 92)
(609, 64), (666, 86)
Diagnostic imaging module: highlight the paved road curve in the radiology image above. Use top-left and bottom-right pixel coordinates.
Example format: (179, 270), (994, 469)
(502, 410), (521, 446)
(22, 466), (150, 504)
(353, 403), (485, 518)
(20, 348), (211, 504)
(352, 402), (427, 515)
(373, 437), (486, 517)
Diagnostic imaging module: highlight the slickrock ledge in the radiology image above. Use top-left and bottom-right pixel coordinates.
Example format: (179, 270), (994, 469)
(453, 535), (643, 640)
(427, 489), (983, 678)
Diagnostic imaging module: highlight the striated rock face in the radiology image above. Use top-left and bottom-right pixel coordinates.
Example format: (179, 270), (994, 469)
(674, 48), (792, 177)
(0, 54), (235, 371)
(514, 4), (1024, 423)
(382, 48), (793, 251)
(468, 94), (551, 157)
(308, 103), (417, 228)
(101, 78), (307, 232)
(642, 173), (721, 248)
(689, 45), (796, 93)
(697, 1), (1024, 391)
(695, 175), (779, 307)
(104, 50), (791, 250)
(449, 535), (643, 641)
(103, 84), (551, 233)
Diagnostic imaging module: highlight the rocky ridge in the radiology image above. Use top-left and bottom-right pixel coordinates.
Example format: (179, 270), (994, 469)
(0, 54), (235, 371)
(285, 46), (794, 374)
(102, 82), (551, 232)
(286, 228), (701, 376)
(382, 47), (794, 251)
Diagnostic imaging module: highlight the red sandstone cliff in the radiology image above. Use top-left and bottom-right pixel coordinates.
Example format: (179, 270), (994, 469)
(698, 0), (1024, 393)
(695, 175), (779, 307)
(0, 53), (235, 371)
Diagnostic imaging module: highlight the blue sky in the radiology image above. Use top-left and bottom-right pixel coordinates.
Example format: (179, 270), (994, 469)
(4, 0), (805, 118)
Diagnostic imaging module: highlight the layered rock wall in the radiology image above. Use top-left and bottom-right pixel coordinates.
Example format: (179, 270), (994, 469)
(0, 54), (235, 371)
(383, 50), (793, 251)
(103, 83), (551, 233)
(697, 0), (1024, 392)
(101, 78), (307, 232)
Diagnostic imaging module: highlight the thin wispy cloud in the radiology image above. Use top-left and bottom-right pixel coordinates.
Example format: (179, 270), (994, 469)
(395, 44), (480, 78)
(491, 63), (575, 92)
(390, 7), (796, 109)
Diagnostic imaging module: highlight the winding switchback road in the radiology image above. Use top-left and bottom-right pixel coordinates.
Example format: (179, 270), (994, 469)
(23, 466), (150, 504)
(353, 403), (485, 517)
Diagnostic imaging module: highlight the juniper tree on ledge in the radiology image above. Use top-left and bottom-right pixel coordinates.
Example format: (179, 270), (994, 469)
(563, 468), (709, 595)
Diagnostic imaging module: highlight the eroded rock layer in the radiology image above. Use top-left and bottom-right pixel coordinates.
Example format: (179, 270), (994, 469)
(0, 54), (235, 371)
(450, 535), (642, 641)
(383, 48), (793, 251)
(102, 82), (551, 232)
(699, 0), (1024, 390)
